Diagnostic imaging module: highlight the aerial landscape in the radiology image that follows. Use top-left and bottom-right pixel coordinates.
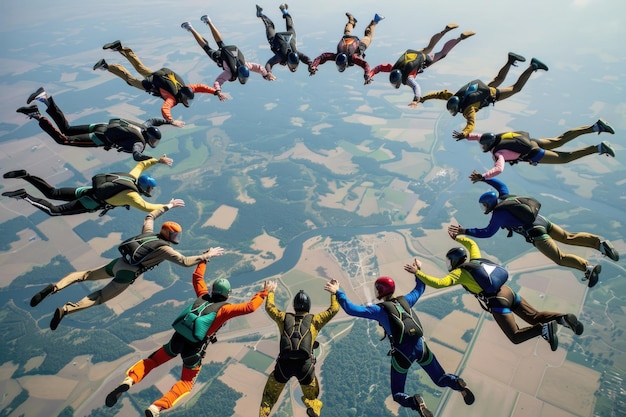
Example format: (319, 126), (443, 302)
(0, 1), (625, 417)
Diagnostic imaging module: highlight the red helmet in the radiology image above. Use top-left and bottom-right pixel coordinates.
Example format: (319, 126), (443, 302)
(160, 221), (182, 244)
(374, 276), (395, 299)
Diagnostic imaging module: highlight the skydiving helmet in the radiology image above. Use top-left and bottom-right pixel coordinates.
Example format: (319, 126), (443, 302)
(178, 86), (195, 107)
(335, 53), (348, 72)
(479, 191), (498, 214)
(446, 96), (460, 116)
(144, 127), (162, 148)
(212, 278), (232, 300)
(374, 276), (395, 300)
(445, 247), (468, 271)
(293, 290), (311, 313)
(389, 69), (402, 88)
(137, 174), (157, 197)
(287, 51), (299, 72)
(237, 65), (250, 84)
(479, 133), (497, 152)
(159, 221), (182, 244)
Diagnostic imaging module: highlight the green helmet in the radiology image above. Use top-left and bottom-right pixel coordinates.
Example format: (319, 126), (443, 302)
(211, 278), (231, 299)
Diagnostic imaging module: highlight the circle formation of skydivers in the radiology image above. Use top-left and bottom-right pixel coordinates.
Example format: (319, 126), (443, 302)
(4, 4), (620, 417)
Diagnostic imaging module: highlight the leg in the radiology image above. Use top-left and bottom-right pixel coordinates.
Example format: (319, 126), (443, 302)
(53, 263), (113, 293)
(537, 148), (597, 164)
(533, 124), (595, 149)
(117, 46), (153, 78)
(360, 20), (378, 50)
(488, 55), (518, 88)
(532, 236), (590, 271)
(494, 65), (535, 101)
(204, 18), (224, 44)
(490, 286), (551, 344)
(300, 375), (322, 417)
(259, 14), (276, 42)
(23, 194), (91, 216)
(259, 372), (286, 417)
(417, 340), (462, 391)
(20, 175), (76, 200)
(152, 365), (200, 411)
(421, 24), (457, 55)
(127, 346), (177, 385)
(547, 222), (602, 252)
(186, 25), (210, 49)
(428, 38), (462, 65)
(344, 13), (356, 36)
(105, 63), (146, 90)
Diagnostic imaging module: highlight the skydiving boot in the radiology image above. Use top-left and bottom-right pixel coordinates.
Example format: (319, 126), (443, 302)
(560, 313), (584, 335)
(279, 3), (288, 15)
(27, 87), (47, 105)
(584, 264), (601, 288)
(50, 306), (66, 330)
(345, 12), (357, 25)
(201, 15), (210, 24)
(412, 394), (434, 417)
(600, 240), (619, 261)
(458, 378), (475, 405)
(16, 105), (41, 119)
(102, 40), (122, 51)
(445, 23), (459, 31)
(598, 142), (615, 157)
(145, 404), (160, 417)
(460, 31), (476, 40)
(508, 52), (526, 66)
(541, 320), (559, 351)
(3, 169), (28, 179)
(373, 13), (385, 23)
(531, 57), (549, 71)
(106, 376), (134, 407)
(1, 189), (27, 199)
(594, 119), (615, 135)
(93, 59), (108, 71)
(256, 5), (263, 17)
(181, 21), (192, 31)
(30, 284), (55, 307)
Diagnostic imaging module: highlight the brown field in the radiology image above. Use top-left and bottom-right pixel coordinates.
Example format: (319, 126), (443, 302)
(202, 204), (239, 229)
(275, 142), (358, 175)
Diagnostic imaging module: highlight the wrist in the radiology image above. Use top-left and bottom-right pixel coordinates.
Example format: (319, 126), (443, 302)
(214, 90), (221, 96)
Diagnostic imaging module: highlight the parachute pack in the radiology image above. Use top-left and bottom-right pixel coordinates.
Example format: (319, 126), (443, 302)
(493, 195), (541, 224)
(279, 313), (314, 360)
(118, 232), (168, 266)
(172, 299), (227, 343)
(91, 172), (140, 203)
(104, 118), (145, 147)
(459, 258), (509, 294)
(378, 296), (423, 346)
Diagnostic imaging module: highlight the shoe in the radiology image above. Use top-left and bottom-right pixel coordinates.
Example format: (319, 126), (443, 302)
(102, 40), (122, 51)
(2, 189), (27, 199)
(30, 284), (55, 307)
(50, 307), (65, 330)
(256, 5), (263, 17)
(105, 377), (133, 407)
(458, 378), (475, 405)
(561, 313), (584, 336)
(16, 105), (41, 119)
(3, 169), (28, 179)
(373, 13), (385, 23)
(594, 119), (615, 135)
(460, 31), (475, 40)
(600, 240), (619, 261)
(145, 404), (160, 417)
(446, 23), (459, 30)
(27, 87), (46, 104)
(279, 3), (288, 12)
(181, 21), (192, 31)
(345, 12), (357, 25)
(541, 320), (559, 351)
(200, 15), (210, 24)
(508, 52), (526, 66)
(93, 59), (108, 71)
(531, 57), (549, 71)
(412, 394), (434, 417)
(584, 264), (602, 288)
(599, 142), (615, 157)
(305, 407), (319, 417)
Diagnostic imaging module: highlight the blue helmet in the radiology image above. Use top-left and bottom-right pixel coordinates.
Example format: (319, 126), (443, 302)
(138, 175), (157, 196)
(287, 51), (299, 72)
(335, 53), (348, 72)
(237, 65), (250, 84)
(479, 191), (498, 213)
(389, 69), (402, 88)
(446, 96), (460, 116)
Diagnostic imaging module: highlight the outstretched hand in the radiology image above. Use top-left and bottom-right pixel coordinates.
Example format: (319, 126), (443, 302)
(324, 278), (340, 294)
(264, 280), (278, 292)
(408, 101), (419, 108)
(469, 170), (484, 183)
(170, 120), (185, 128)
(217, 92), (229, 102)
(403, 258), (421, 274)
(205, 246), (225, 258)
(452, 130), (466, 141)
(159, 154), (174, 166)
(167, 198), (185, 209)
(264, 73), (277, 81)
(308, 66), (318, 76)
(448, 224), (465, 239)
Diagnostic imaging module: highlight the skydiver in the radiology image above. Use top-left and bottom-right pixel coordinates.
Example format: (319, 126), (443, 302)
(255, 4), (313, 76)
(405, 231), (585, 351)
(368, 23), (475, 107)
(419, 52), (549, 138)
(28, 203), (219, 331)
(324, 276), (475, 416)
(450, 177), (620, 288)
(180, 15), (275, 95)
(93, 40), (225, 124)
(105, 258), (277, 417)
(309, 12), (385, 82)
(465, 120), (616, 182)
(16, 87), (171, 161)
(2, 155), (174, 216)
(259, 287), (338, 417)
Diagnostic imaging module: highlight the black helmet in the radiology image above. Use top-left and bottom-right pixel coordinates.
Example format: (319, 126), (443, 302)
(446, 96), (460, 116)
(287, 51), (299, 72)
(293, 290), (311, 313)
(237, 65), (250, 84)
(144, 127), (161, 148)
(389, 69), (402, 88)
(446, 247), (467, 271)
(178, 86), (195, 107)
(335, 53), (348, 72)
(479, 133), (497, 152)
